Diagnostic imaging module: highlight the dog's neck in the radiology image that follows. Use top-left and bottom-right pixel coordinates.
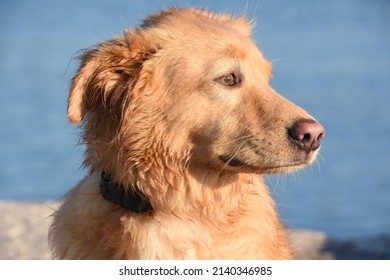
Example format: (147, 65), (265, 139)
(99, 172), (153, 213)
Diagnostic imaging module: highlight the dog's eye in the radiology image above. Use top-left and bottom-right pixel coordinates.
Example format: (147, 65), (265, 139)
(219, 72), (241, 87)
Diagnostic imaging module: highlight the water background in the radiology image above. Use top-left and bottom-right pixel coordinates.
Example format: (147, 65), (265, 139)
(1, 0), (389, 240)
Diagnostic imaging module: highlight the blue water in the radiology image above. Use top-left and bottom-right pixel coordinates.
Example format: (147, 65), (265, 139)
(1, 0), (389, 240)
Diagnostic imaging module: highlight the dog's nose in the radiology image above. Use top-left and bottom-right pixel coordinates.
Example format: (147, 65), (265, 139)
(288, 119), (325, 152)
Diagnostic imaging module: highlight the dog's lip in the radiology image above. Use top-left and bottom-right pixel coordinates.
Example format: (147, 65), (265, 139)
(218, 154), (311, 172)
(218, 155), (245, 167)
(262, 162), (307, 170)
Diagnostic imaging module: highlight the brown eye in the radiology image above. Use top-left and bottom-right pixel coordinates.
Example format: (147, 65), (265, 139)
(219, 72), (241, 87)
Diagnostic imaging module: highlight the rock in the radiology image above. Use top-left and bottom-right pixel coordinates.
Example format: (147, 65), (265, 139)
(319, 234), (390, 260)
(0, 201), (57, 260)
(291, 230), (390, 260)
(290, 230), (334, 259)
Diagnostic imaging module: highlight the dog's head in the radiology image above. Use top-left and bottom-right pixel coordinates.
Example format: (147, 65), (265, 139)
(67, 8), (324, 178)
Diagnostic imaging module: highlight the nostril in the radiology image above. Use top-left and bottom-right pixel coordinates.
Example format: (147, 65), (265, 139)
(289, 119), (325, 152)
(303, 133), (312, 141)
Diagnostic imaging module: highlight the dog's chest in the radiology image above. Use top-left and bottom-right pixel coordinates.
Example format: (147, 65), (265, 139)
(122, 212), (262, 259)
(122, 214), (216, 259)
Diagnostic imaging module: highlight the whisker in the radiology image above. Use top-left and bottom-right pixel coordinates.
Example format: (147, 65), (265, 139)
(212, 136), (255, 175)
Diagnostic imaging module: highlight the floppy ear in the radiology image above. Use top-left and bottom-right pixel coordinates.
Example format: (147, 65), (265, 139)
(67, 31), (159, 123)
(67, 49), (99, 123)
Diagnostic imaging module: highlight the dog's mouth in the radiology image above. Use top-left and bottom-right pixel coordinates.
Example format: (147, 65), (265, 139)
(218, 154), (314, 174)
(218, 155), (246, 167)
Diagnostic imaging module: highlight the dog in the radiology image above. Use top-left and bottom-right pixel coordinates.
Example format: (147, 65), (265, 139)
(49, 7), (324, 259)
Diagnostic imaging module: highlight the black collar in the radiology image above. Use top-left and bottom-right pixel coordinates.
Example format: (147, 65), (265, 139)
(99, 172), (153, 213)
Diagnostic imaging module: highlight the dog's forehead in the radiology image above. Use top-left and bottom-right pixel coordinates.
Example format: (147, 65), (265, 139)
(154, 9), (252, 50)
(225, 36), (261, 59)
(143, 9), (271, 77)
(216, 36), (271, 74)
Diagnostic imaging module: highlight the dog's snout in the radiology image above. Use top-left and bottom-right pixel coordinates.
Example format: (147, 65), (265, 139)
(288, 119), (325, 152)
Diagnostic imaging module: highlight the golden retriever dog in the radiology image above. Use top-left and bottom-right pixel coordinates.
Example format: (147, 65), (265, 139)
(49, 7), (324, 259)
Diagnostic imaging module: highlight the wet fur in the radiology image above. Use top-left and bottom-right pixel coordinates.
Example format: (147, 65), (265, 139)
(50, 8), (320, 259)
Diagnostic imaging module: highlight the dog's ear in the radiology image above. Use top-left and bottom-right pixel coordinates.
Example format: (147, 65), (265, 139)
(67, 31), (159, 123)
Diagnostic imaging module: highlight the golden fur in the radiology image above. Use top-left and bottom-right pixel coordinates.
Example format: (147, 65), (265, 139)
(50, 7), (322, 259)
